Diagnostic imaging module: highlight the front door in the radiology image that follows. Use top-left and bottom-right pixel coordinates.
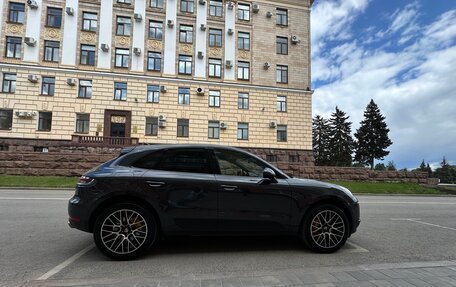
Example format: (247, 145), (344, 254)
(103, 110), (131, 138)
(110, 122), (125, 137)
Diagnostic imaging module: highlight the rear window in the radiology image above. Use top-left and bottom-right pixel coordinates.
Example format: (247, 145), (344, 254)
(131, 151), (162, 169)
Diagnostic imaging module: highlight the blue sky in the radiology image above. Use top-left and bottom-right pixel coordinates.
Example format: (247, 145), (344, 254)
(310, 0), (456, 170)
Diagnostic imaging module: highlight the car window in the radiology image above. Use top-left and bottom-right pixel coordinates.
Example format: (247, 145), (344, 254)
(214, 149), (266, 177)
(155, 148), (211, 174)
(131, 151), (162, 169)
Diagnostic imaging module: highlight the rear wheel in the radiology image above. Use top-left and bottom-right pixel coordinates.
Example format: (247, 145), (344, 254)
(302, 204), (349, 253)
(93, 203), (157, 260)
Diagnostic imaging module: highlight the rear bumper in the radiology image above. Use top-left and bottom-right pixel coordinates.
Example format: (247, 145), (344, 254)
(68, 195), (91, 233)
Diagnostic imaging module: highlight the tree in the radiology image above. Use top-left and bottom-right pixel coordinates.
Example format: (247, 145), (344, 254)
(328, 107), (354, 166)
(354, 99), (393, 169)
(426, 163), (433, 177)
(386, 161), (396, 171)
(374, 163), (386, 170)
(434, 156), (456, 183)
(419, 160), (426, 172)
(312, 115), (331, 166)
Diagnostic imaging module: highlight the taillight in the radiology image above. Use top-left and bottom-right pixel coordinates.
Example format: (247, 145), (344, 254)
(78, 175), (95, 185)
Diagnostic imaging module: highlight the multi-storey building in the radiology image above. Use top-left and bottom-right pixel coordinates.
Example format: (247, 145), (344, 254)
(0, 0), (313, 164)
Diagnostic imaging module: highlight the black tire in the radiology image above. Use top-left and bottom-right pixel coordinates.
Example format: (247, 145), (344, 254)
(93, 203), (158, 260)
(301, 204), (349, 253)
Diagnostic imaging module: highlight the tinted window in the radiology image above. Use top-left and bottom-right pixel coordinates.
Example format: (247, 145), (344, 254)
(155, 149), (211, 174)
(214, 149), (266, 177)
(132, 151), (162, 169)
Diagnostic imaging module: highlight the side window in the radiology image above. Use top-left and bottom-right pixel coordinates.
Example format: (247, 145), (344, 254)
(132, 151), (162, 169)
(214, 149), (266, 177)
(155, 149), (211, 174)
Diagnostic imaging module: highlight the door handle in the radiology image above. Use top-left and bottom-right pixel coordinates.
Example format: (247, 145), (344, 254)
(221, 185), (238, 191)
(146, 181), (165, 188)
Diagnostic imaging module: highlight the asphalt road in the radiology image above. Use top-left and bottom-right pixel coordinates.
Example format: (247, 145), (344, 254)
(1, 189), (456, 286)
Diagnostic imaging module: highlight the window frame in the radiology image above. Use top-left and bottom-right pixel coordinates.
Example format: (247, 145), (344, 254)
(276, 8), (288, 26)
(178, 55), (193, 75)
(277, 125), (287, 142)
(209, 0), (223, 17)
(43, 40), (60, 62)
(80, 44), (96, 66)
(238, 3), (250, 21)
(2, 73), (17, 93)
(238, 92), (249, 109)
(208, 90), (221, 107)
(179, 25), (194, 43)
(41, 77), (55, 96)
(237, 61), (250, 81)
(75, 113), (90, 134)
(146, 85), (160, 103)
(237, 122), (249, 140)
(8, 2), (25, 24)
(116, 16), (132, 36)
(276, 36), (288, 55)
(149, 21), (163, 40)
(208, 58), (222, 78)
(82, 12), (98, 32)
(178, 87), (190, 105)
(115, 48), (130, 68)
(5, 36), (22, 59)
(37, 112), (52, 131)
(46, 7), (63, 28)
(0, 109), (13, 130)
(180, 0), (194, 13)
(78, 79), (92, 98)
(277, 95), (287, 112)
(276, 65), (288, 84)
(147, 51), (162, 71)
(209, 28), (223, 47)
(237, 32), (250, 50)
(114, 82), (128, 101)
(150, 0), (164, 8)
(177, 119), (190, 137)
(145, 116), (159, 136)
(208, 120), (220, 139)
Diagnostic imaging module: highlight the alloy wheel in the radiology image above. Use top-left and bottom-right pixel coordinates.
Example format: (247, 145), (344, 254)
(310, 209), (345, 249)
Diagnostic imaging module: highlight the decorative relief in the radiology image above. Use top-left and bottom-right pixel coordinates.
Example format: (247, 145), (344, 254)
(111, 115), (126, 124)
(209, 48), (222, 57)
(2, 99), (9, 108)
(6, 24), (24, 35)
(115, 36), (130, 47)
(42, 102), (48, 111)
(80, 104), (86, 113)
(80, 32), (96, 44)
(239, 50), (250, 59)
(180, 44), (193, 54)
(147, 40), (163, 51)
(45, 28), (60, 39)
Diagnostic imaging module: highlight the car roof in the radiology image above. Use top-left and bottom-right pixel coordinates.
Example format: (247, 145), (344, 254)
(121, 144), (246, 154)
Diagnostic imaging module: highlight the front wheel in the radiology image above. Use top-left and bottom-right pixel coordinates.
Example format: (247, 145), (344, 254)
(302, 204), (349, 253)
(93, 203), (157, 260)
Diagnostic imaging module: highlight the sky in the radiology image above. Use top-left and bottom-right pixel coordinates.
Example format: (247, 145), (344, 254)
(310, 0), (456, 170)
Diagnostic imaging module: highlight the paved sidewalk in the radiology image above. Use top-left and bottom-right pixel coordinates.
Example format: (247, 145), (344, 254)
(25, 260), (456, 287)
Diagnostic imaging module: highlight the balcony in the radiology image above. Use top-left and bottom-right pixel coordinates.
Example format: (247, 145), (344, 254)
(71, 135), (139, 147)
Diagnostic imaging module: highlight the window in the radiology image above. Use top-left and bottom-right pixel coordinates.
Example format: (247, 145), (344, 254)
(178, 87), (190, 105)
(208, 58), (221, 78)
(277, 125), (287, 142)
(147, 52), (161, 71)
(0, 110), (13, 130)
(208, 121), (220, 139)
(149, 21), (163, 40)
(238, 32), (250, 50)
(114, 82), (127, 100)
(75, 113), (90, 133)
(46, 7), (62, 28)
(80, 45), (96, 65)
(209, 29), (222, 47)
(5, 37), (22, 59)
(78, 80), (92, 98)
(177, 119), (189, 137)
(238, 3), (250, 21)
(41, 77), (55, 96)
(150, 0), (164, 8)
(156, 148), (211, 173)
(179, 25), (193, 43)
(209, 90), (220, 107)
(38, 112), (52, 131)
(277, 96), (287, 112)
(82, 12), (97, 32)
(115, 48), (129, 68)
(146, 85), (159, 103)
(145, 117), (158, 136)
(266, 154), (278, 162)
(8, 2), (25, 23)
(237, 61), (250, 80)
(117, 0), (132, 3)
(209, 0), (223, 17)
(237, 122), (249, 140)
(180, 0), (194, 13)
(2, 73), (16, 93)
(276, 36), (288, 55)
(178, 55), (192, 75)
(44, 41), (59, 62)
(276, 65), (288, 83)
(238, 92), (249, 109)
(214, 149), (267, 177)
(116, 16), (131, 36)
(277, 8), (288, 26)
(289, 154), (300, 163)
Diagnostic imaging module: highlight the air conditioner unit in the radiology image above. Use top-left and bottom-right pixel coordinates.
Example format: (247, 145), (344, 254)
(264, 62), (271, 69)
(134, 13), (142, 22)
(225, 60), (233, 68)
(266, 11), (272, 18)
(27, 0), (38, 9)
(15, 111), (25, 117)
(196, 87), (205, 95)
(100, 43), (109, 52)
(158, 121), (166, 128)
(220, 122), (227, 129)
(26, 112), (34, 117)
(199, 0), (206, 5)
(291, 35), (301, 44)
(158, 114), (167, 121)
(227, 28), (234, 35)
(24, 37), (36, 47)
(66, 78), (77, 86)
(200, 24), (207, 31)
(227, 1), (234, 10)
(197, 51), (204, 59)
(160, 85), (167, 93)
(167, 20), (174, 28)
(133, 47), (141, 56)
(252, 3), (260, 13)
(269, 121), (277, 128)
(27, 74), (38, 83)
(66, 7), (75, 16)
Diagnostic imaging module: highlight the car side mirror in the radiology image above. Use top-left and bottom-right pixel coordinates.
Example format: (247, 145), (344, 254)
(262, 168), (277, 182)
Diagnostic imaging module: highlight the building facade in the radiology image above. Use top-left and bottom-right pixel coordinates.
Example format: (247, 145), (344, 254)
(0, 0), (313, 164)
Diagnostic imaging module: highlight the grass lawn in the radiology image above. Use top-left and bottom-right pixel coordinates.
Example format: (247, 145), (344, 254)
(0, 175), (79, 188)
(328, 181), (444, 195)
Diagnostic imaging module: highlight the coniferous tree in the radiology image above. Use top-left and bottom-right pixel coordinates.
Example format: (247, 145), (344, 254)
(419, 160), (426, 172)
(426, 163), (433, 177)
(354, 99), (393, 169)
(386, 161), (397, 171)
(328, 107), (354, 166)
(312, 115), (331, 166)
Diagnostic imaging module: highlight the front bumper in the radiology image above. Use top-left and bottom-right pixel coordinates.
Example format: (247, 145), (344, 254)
(351, 201), (361, 234)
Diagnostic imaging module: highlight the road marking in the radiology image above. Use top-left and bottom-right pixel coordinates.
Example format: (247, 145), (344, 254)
(0, 197), (68, 201)
(363, 202), (456, 205)
(390, 218), (456, 232)
(36, 244), (94, 281)
(345, 241), (369, 253)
